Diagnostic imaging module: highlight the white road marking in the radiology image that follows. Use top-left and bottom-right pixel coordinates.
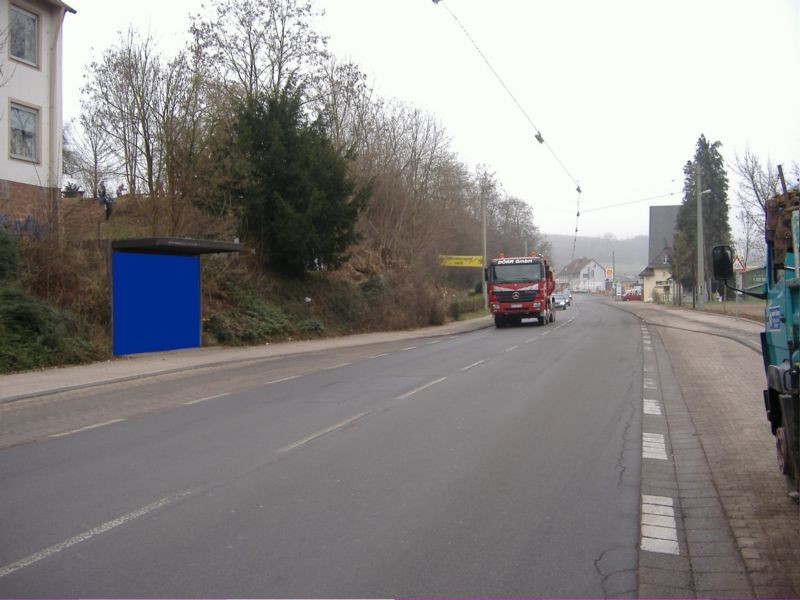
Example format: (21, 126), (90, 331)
(643, 432), (669, 460)
(0, 490), (195, 579)
(264, 375), (300, 385)
(425, 340), (441, 345)
(401, 346), (418, 351)
(524, 338), (537, 344)
(276, 411), (372, 454)
(460, 360), (485, 372)
(369, 353), (390, 359)
(505, 345), (518, 352)
(49, 419), (126, 438)
(640, 494), (680, 555)
(396, 377), (448, 400)
(183, 392), (231, 406)
(323, 362), (351, 371)
(541, 331), (550, 337)
(643, 399), (662, 415)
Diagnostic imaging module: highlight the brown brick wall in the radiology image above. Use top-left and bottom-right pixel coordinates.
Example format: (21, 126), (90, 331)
(0, 179), (60, 226)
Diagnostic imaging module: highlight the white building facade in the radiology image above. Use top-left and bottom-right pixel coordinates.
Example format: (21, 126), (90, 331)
(0, 0), (74, 227)
(556, 257), (607, 293)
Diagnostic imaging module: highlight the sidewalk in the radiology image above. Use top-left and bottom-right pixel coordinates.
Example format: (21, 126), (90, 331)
(610, 299), (799, 598)
(0, 315), (493, 404)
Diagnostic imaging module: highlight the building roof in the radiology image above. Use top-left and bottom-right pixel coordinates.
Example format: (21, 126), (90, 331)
(47, 0), (77, 13)
(648, 205), (680, 267)
(556, 257), (604, 278)
(111, 238), (243, 256)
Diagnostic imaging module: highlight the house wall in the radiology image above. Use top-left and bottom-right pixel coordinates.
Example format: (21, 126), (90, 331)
(578, 260), (606, 292)
(0, 0), (66, 221)
(643, 266), (674, 303)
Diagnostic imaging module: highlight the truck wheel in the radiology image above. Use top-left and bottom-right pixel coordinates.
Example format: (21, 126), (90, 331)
(550, 308), (556, 323)
(494, 314), (505, 328)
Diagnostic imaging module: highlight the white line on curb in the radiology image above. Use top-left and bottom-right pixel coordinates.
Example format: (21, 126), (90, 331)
(640, 494), (680, 555)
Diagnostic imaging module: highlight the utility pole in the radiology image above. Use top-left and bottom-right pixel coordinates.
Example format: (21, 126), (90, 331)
(481, 191), (488, 310)
(696, 165), (705, 308)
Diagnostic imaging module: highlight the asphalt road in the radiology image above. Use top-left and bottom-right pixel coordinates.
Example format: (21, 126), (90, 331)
(0, 295), (643, 597)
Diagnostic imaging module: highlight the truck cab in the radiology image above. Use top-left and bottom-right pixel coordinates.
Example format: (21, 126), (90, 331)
(486, 254), (556, 328)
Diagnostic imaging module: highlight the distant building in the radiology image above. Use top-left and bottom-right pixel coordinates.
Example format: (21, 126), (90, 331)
(0, 0), (75, 227)
(556, 257), (607, 292)
(639, 205), (680, 303)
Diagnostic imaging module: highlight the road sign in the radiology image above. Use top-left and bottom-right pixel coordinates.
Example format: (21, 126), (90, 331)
(606, 267), (614, 279)
(438, 255), (483, 267)
(732, 256), (746, 273)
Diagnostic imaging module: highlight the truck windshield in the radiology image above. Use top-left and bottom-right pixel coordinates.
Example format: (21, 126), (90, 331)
(491, 263), (543, 283)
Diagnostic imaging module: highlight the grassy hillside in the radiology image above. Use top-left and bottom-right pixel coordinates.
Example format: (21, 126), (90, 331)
(0, 198), (480, 374)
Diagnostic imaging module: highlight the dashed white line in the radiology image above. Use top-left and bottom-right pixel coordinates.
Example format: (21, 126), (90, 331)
(369, 353), (390, 359)
(640, 494), (680, 555)
(395, 377), (447, 400)
(0, 490), (195, 579)
(49, 419), (126, 438)
(541, 331), (551, 337)
(505, 345), (519, 352)
(323, 362), (351, 371)
(425, 340), (441, 345)
(643, 432), (668, 460)
(183, 392), (231, 406)
(265, 375), (300, 385)
(401, 346), (418, 352)
(460, 360), (486, 372)
(276, 411), (372, 454)
(643, 399), (662, 415)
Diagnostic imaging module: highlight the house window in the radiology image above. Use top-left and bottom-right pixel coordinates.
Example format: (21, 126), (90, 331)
(10, 102), (38, 162)
(9, 5), (38, 66)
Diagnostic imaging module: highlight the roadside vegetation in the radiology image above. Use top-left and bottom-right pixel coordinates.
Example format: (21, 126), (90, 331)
(8, 0), (552, 373)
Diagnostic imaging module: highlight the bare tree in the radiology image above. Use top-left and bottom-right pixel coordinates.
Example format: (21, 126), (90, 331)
(190, 0), (328, 101)
(731, 147), (779, 265)
(63, 103), (115, 198)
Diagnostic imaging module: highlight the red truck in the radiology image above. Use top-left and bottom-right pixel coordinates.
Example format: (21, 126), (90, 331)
(485, 254), (556, 328)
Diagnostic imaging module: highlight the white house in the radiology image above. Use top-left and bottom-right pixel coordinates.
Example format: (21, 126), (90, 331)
(556, 257), (607, 292)
(0, 0), (74, 227)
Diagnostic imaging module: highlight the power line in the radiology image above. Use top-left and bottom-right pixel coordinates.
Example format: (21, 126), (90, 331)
(432, 0), (582, 194)
(580, 191), (681, 214)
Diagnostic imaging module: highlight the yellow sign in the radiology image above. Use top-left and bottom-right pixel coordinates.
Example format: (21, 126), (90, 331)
(606, 267), (614, 279)
(439, 255), (484, 267)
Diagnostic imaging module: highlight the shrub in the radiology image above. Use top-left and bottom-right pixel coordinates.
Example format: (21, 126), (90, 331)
(0, 286), (103, 373)
(0, 228), (19, 282)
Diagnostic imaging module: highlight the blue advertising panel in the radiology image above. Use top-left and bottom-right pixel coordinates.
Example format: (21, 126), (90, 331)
(112, 252), (200, 355)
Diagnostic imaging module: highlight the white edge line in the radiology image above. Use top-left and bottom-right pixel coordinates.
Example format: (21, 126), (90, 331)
(0, 490), (195, 579)
(49, 418), (126, 438)
(460, 360), (486, 372)
(277, 411), (371, 454)
(264, 375), (300, 385)
(396, 376), (448, 400)
(183, 392), (231, 406)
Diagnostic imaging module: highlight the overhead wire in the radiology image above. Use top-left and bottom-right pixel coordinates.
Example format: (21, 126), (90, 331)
(432, 0), (584, 255)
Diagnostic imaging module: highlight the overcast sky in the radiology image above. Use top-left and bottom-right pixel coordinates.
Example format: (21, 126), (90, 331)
(62, 0), (800, 239)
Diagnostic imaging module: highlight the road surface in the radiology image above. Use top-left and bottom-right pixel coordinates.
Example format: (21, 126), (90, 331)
(1, 295), (642, 597)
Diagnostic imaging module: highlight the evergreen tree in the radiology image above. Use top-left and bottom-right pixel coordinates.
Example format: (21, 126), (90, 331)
(672, 135), (732, 296)
(232, 92), (369, 275)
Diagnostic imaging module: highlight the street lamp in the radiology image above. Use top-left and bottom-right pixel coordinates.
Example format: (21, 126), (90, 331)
(695, 165), (712, 308)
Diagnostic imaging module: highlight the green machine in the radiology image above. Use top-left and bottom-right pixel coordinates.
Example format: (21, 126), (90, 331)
(714, 172), (800, 498)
